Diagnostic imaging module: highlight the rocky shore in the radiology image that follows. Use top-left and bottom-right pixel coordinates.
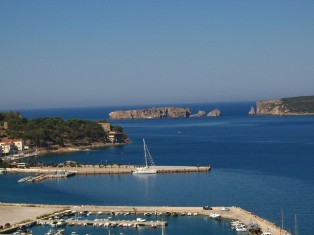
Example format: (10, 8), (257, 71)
(36, 142), (129, 156)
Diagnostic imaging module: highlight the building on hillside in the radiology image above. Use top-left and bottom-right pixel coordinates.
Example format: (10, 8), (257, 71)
(3, 122), (8, 130)
(98, 122), (111, 132)
(108, 131), (124, 143)
(0, 139), (25, 154)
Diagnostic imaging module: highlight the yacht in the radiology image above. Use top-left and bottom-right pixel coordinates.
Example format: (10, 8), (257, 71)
(132, 139), (157, 174)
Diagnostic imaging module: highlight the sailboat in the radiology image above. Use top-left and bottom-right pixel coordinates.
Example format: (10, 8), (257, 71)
(132, 139), (157, 174)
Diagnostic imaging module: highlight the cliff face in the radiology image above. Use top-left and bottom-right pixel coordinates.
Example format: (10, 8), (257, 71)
(207, 109), (221, 117)
(256, 99), (287, 115)
(109, 107), (191, 119)
(256, 96), (314, 115)
(190, 110), (206, 118)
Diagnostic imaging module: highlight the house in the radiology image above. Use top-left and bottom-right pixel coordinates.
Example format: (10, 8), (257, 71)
(0, 139), (25, 154)
(108, 131), (124, 143)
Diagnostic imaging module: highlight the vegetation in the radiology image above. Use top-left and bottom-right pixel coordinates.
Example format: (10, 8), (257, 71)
(0, 112), (126, 148)
(282, 96), (314, 113)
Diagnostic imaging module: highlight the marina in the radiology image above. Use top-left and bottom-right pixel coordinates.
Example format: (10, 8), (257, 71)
(0, 203), (290, 235)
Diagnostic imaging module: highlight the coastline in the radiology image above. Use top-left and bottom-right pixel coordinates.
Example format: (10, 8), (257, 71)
(35, 142), (130, 156)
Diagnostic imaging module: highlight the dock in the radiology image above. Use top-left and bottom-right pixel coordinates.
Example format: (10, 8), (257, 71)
(6, 164), (211, 176)
(37, 219), (167, 228)
(17, 171), (76, 183)
(0, 203), (291, 235)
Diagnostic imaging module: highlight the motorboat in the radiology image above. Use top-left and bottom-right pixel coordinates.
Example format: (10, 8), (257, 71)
(209, 213), (221, 220)
(235, 225), (248, 232)
(132, 139), (157, 174)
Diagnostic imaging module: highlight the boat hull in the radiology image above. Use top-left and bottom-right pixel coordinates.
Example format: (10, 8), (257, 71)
(132, 167), (157, 174)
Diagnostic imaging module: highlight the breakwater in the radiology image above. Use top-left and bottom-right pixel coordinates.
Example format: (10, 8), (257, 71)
(6, 165), (211, 176)
(0, 203), (291, 235)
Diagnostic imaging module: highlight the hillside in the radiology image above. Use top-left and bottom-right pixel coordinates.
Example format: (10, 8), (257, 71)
(256, 96), (314, 115)
(0, 112), (127, 149)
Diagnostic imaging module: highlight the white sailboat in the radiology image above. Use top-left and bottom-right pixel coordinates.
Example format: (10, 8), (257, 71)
(132, 139), (157, 174)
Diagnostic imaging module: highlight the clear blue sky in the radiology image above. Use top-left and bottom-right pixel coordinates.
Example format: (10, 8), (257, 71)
(1, 0), (314, 109)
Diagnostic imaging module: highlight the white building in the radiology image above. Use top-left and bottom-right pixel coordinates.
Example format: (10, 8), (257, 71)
(0, 139), (25, 154)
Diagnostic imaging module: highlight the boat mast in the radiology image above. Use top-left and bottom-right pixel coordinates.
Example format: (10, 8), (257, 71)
(143, 138), (156, 168)
(143, 139), (148, 167)
(280, 209), (284, 235)
(294, 214), (298, 235)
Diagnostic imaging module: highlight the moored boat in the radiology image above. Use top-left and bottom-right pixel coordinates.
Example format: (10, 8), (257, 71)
(209, 213), (221, 220)
(132, 139), (157, 174)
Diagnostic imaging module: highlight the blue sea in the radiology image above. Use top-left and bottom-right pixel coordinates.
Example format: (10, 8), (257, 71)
(1, 102), (314, 235)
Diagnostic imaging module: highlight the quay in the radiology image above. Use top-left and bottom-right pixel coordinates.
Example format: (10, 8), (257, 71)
(37, 219), (167, 228)
(17, 172), (76, 183)
(6, 164), (211, 176)
(0, 203), (291, 235)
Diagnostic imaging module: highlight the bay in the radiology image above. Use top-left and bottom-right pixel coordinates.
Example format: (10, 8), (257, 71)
(1, 102), (314, 234)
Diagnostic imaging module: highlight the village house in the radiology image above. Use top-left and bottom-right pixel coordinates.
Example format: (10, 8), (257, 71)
(0, 139), (24, 155)
(108, 131), (124, 143)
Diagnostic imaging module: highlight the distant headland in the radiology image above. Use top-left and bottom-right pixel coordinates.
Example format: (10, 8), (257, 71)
(251, 95), (314, 116)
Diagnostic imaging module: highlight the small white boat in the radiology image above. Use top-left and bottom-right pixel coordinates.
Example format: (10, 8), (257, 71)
(17, 176), (32, 183)
(262, 232), (272, 235)
(56, 220), (66, 227)
(221, 207), (230, 211)
(236, 225), (248, 232)
(132, 139), (157, 174)
(209, 213), (221, 220)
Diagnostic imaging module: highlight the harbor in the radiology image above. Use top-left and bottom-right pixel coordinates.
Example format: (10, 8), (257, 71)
(0, 203), (291, 235)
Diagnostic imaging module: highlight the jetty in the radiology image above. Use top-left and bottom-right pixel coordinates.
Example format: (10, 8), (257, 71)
(17, 172), (76, 183)
(0, 203), (291, 235)
(6, 164), (211, 176)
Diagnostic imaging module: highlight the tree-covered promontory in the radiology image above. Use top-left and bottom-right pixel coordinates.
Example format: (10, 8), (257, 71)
(0, 112), (126, 148)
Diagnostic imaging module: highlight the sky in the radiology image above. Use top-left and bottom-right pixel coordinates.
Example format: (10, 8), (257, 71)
(1, 0), (314, 109)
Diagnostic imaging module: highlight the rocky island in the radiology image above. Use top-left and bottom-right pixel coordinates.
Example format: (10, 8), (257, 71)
(109, 107), (191, 119)
(109, 107), (223, 119)
(256, 96), (314, 115)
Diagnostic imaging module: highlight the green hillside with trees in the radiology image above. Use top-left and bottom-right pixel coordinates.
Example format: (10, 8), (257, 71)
(0, 112), (125, 148)
(282, 96), (314, 113)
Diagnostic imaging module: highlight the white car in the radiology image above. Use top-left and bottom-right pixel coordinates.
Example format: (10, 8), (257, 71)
(221, 207), (230, 211)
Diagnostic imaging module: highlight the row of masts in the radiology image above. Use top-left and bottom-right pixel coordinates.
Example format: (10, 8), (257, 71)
(279, 210), (298, 235)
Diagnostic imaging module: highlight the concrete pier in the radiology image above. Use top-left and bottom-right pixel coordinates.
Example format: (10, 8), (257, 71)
(6, 164), (211, 176)
(0, 203), (291, 235)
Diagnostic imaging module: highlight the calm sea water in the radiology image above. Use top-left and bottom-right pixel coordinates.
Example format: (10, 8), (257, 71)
(1, 102), (314, 235)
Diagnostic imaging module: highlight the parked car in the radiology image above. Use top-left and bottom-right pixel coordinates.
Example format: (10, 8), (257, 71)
(202, 206), (212, 210)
